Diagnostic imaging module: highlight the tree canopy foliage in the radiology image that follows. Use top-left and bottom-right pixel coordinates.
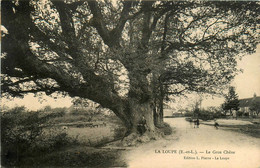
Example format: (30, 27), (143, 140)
(222, 86), (240, 114)
(2, 0), (260, 135)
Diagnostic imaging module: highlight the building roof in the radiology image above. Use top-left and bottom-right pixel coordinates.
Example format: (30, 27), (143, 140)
(239, 96), (260, 107)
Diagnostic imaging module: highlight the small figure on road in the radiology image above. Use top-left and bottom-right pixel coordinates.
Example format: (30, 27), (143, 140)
(196, 118), (200, 128)
(138, 115), (147, 135)
(214, 119), (219, 129)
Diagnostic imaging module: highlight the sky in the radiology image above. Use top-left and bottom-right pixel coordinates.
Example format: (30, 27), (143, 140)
(200, 44), (260, 108)
(1, 43), (260, 110)
(234, 46), (260, 99)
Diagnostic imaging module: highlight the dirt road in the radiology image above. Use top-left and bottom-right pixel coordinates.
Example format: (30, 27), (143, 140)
(124, 118), (260, 168)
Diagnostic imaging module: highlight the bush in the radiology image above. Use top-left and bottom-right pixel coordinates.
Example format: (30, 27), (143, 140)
(198, 109), (214, 121)
(52, 114), (90, 124)
(184, 111), (193, 117)
(160, 122), (173, 135)
(1, 106), (76, 167)
(237, 111), (244, 117)
(213, 111), (226, 118)
(70, 108), (90, 116)
(244, 112), (249, 117)
(113, 127), (127, 139)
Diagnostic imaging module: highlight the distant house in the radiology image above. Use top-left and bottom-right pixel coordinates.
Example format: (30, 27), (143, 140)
(239, 96), (260, 116)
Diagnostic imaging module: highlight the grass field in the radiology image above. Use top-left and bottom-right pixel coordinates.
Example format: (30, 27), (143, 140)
(1, 106), (127, 167)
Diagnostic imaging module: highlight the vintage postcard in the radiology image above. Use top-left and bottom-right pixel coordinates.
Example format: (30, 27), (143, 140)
(1, 0), (260, 167)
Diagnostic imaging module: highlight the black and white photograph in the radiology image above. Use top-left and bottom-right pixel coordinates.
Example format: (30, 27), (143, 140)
(1, 0), (260, 167)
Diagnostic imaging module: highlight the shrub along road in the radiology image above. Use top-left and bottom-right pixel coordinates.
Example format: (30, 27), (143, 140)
(123, 118), (260, 168)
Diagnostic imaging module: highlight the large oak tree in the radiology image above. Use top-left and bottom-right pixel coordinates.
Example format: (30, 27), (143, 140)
(2, 0), (259, 141)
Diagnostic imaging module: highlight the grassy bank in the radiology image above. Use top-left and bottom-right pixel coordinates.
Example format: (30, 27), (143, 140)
(201, 119), (260, 138)
(19, 146), (127, 168)
(219, 124), (260, 138)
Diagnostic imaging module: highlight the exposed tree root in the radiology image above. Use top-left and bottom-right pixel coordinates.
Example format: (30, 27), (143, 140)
(102, 128), (164, 148)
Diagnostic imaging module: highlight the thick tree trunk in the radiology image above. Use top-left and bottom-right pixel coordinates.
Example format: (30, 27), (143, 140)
(153, 96), (164, 127)
(129, 99), (155, 132)
(156, 82), (164, 127)
(105, 98), (160, 147)
(153, 100), (159, 126)
(118, 98), (155, 134)
(115, 71), (163, 145)
(158, 99), (164, 126)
